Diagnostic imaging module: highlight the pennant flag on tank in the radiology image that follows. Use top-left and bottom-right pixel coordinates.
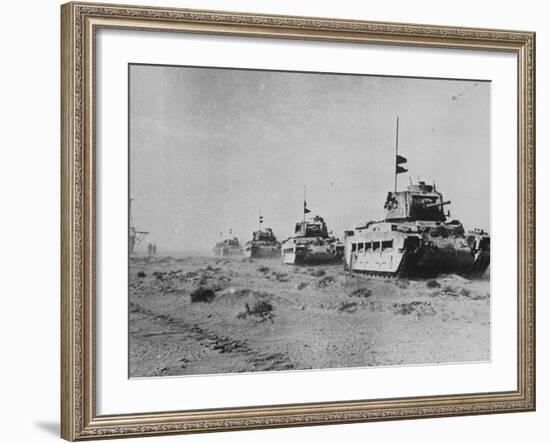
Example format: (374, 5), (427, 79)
(396, 154), (408, 174)
(393, 117), (407, 192)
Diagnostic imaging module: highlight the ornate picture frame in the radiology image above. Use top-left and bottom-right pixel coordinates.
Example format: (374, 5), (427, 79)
(61, 2), (535, 440)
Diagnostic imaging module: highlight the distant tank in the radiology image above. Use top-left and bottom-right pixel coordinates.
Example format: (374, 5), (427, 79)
(244, 228), (281, 259)
(282, 215), (344, 265)
(344, 181), (490, 277)
(213, 237), (243, 257)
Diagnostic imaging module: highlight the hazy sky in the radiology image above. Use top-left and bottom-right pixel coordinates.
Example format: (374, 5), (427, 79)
(129, 64), (490, 252)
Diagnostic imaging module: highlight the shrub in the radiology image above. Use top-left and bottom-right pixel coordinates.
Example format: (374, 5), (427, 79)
(310, 269), (326, 277)
(189, 287), (216, 303)
(271, 271), (289, 282)
(338, 301), (358, 313)
(392, 301), (436, 317)
(246, 300), (273, 315)
(395, 279), (410, 289)
(348, 287), (372, 298)
(317, 276), (335, 288)
(426, 279), (441, 288)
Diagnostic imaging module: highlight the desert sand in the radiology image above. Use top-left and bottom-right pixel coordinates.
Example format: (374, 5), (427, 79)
(129, 254), (490, 377)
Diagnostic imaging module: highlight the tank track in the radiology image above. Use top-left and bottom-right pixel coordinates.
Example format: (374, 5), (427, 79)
(347, 248), (489, 279)
(469, 252), (490, 278)
(349, 270), (397, 278)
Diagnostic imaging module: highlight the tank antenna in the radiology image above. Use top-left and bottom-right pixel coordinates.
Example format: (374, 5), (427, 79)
(394, 116), (399, 193)
(303, 185), (306, 225)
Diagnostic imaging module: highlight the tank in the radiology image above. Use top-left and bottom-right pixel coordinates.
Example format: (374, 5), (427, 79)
(343, 181), (490, 278)
(244, 228), (281, 259)
(213, 237), (243, 257)
(282, 215), (344, 265)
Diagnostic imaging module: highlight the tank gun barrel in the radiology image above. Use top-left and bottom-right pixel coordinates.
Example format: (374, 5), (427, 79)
(423, 200), (451, 209)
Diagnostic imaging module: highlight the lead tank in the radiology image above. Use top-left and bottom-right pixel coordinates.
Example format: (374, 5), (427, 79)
(282, 215), (344, 265)
(244, 228), (281, 259)
(344, 181), (490, 277)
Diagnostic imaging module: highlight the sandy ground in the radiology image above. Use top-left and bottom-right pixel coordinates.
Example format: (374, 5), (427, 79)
(129, 254), (490, 377)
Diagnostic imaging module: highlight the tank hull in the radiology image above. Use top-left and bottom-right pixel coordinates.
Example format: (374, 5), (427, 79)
(344, 222), (489, 278)
(282, 238), (344, 265)
(213, 246), (243, 257)
(244, 244), (281, 259)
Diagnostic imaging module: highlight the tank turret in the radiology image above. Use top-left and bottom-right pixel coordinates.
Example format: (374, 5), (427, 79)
(294, 215), (330, 238)
(252, 228), (277, 242)
(384, 181), (450, 222)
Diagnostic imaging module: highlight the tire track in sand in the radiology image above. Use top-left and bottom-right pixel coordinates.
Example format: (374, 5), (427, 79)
(130, 301), (295, 374)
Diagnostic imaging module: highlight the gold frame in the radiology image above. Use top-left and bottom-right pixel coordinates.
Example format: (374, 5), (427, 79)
(61, 2), (536, 440)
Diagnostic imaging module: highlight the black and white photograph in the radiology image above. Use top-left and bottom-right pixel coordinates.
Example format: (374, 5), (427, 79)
(128, 64), (491, 378)
(1, 0), (543, 440)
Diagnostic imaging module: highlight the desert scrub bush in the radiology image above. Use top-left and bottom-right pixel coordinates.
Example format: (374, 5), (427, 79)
(395, 279), (410, 289)
(189, 287), (216, 303)
(337, 301), (358, 313)
(348, 287), (372, 298)
(246, 300), (273, 315)
(271, 271), (289, 282)
(442, 285), (456, 294)
(392, 301), (436, 317)
(426, 279), (441, 288)
(238, 299), (275, 322)
(310, 269), (326, 277)
(317, 276), (335, 288)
